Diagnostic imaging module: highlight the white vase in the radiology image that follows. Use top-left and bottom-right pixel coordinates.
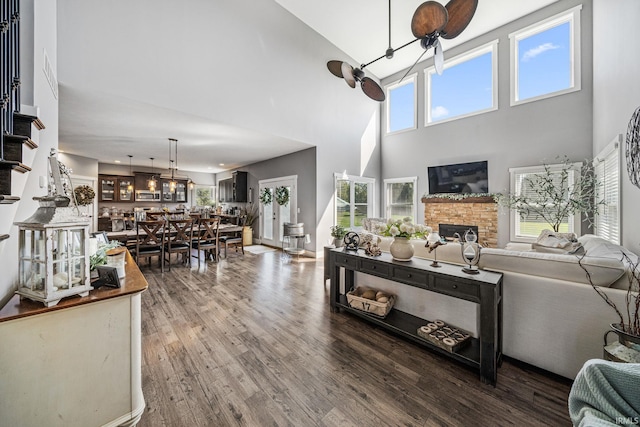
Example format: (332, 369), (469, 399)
(390, 237), (414, 261)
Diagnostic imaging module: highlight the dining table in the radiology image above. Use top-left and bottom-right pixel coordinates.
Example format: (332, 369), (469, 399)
(105, 223), (243, 245)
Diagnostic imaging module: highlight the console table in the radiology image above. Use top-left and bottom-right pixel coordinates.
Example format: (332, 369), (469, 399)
(328, 248), (503, 385)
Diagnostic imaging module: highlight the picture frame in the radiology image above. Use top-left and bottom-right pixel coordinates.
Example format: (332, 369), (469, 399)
(94, 265), (121, 288)
(91, 231), (109, 245)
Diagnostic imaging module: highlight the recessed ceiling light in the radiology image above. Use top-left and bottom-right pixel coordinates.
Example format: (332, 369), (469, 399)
(115, 160), (121, 163)
(219, 163), (225, 166)
(58, 149), (65, 153)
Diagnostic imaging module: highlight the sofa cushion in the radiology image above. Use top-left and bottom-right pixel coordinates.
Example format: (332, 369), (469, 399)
(479, 248), (625, 287)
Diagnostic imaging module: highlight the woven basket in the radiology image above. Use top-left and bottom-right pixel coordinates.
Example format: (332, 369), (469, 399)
(346, 287), (395, 318)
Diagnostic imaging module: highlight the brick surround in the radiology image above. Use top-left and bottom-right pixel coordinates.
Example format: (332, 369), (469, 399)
(421, 196), (498, 248)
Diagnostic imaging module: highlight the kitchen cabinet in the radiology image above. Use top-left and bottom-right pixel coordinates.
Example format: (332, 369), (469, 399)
(219, 171), (248, 203)
(161, 179), (188, 203)
(134, 173), (160, 201)
(99, 175), (134, 202)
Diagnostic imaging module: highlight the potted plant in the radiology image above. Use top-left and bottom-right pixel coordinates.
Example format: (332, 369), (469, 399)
(497, 157), (604, 233)
(242, 203), (258, 246)
(330, 225), (348, 247)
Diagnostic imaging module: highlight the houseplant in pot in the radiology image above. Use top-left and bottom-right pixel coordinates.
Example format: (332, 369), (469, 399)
(242, 203), (258, 246)
(374, 217), (429, 261)
(330, 225), (348, 247)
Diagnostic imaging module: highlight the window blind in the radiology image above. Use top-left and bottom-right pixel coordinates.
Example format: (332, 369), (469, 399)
(594, 140), (620, 244)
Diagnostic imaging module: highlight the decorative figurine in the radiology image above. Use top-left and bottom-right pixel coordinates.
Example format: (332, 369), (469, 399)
(343, 231), (360, 252)
(454, 229), (482, 274)
(425, 230), (445, 267)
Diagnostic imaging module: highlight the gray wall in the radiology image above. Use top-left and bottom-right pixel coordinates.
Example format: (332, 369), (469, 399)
(380, 0), (593, 248)
(593, 0), (640, 255)
(217, 147), (317, 253)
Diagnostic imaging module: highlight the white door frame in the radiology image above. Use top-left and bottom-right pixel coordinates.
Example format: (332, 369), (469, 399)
(258, 175), (297, 247)
(69, 174), (98, 232)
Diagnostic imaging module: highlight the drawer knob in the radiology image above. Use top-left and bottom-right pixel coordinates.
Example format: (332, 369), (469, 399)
(452, 284), (458, 289)
(407, 273), (412, 278)
(372, 265), (376, 269)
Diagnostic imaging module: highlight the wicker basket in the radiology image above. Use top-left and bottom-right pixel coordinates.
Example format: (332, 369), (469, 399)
(417, 320), (471, 353)
(346, 287), (395, 318)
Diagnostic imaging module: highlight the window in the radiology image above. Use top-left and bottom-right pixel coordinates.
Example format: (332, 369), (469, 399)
(425, 40), (498, 125)
(509, 164), (581, 242)
(594, 136), (621, 244)
(194, 185), (215, 207)
(386, 74), (417, 134)
(334, 174), (375, 229)
(509, 5), (582, 106)
(384, 177), (418, 223)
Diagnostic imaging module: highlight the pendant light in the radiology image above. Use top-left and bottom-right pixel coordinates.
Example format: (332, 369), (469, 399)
(168, 138), (178, 193)
(148, 157), (157, 191)
(127, 155), (134, 191)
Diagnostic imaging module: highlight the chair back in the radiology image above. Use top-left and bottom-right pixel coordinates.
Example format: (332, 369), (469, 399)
(136, 220), (166, 250)
(167, 218), (194, 247)
(237, 215), (247, 228)
(198, 217), (220, 244)
(145, 212), (166, 221)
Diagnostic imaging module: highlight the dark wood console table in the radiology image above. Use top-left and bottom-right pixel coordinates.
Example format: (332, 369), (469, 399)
(328, 248), (503, 385)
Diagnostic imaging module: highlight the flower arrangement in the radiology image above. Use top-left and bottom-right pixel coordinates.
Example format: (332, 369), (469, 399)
(374, 217), (430, 239)
(73, 185), (95, 206)
(422, 192), (499, 201)
(259, 188), (272, 205)
(90, 241), (122, 271)
(275, 186), (289, 206)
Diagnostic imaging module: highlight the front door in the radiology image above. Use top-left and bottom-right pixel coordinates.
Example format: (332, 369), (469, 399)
(259, 176), (297, 247)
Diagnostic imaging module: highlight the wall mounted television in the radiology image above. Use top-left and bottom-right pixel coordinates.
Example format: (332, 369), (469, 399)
(427, 161), (488, 194)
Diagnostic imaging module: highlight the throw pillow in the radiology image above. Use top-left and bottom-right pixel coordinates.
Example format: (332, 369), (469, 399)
(532, 229), (582, 254)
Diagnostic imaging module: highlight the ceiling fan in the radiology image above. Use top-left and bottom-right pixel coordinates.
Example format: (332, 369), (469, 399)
(404, 0), (478, 79)
(327, 0), (478, 101)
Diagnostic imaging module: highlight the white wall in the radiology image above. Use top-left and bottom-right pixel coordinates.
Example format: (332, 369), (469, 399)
(0, 0), (59, 306)
(592, 0), (640, 255)
(380, 0), (593, 248)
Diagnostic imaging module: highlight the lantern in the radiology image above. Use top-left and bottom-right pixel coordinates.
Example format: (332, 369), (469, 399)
(14, 195), (92, 307)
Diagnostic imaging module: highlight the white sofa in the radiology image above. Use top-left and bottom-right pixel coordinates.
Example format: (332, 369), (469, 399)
(352, 232), (638, 379)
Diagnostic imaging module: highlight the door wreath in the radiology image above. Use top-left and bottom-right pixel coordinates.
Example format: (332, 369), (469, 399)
(275, 186), (290, 206)
(259, 188), (272, 205)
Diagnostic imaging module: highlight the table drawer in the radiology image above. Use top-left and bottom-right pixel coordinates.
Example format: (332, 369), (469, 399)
(359, 259), (390, 277)
(392, 266), (428, 288)
(334, 254), (357, 269)
(430, 276), (479, 300)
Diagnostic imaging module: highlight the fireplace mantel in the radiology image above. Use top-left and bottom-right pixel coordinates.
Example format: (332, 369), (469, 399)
(421, 196), (497, 204)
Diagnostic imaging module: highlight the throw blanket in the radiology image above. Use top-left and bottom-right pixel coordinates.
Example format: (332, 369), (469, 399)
(568, 359), (640, 426)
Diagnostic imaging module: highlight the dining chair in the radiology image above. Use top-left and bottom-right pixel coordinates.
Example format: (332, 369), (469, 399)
(133, 219), (166, 272)
(145, 211), (166, 221)
(164, 218), (195, 270)
(219, 215), (246, 258)
(192, 217), (220, 267)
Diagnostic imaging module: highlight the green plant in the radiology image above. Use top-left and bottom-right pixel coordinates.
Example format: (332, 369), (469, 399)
(243, 203), (258, 228)
(330, 225), (348, 239)
(497, 157), (605, 233)
(90, 241), (122, 270)
(259, 188), (272, 205)
(275, 186), (289, 206)
(374, 217), (429, 239)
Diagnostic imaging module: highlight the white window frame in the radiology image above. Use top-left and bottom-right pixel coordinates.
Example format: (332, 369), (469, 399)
(385, 73), (417, 134)
(509, 5), (582, 106)
(194, 184), (216, 207)
(384, 177), (419, 224)
(508, 163), (582, 243)
(594, 135), (621, 244)
(425, 39), (499, 126)
(334, 173), (376, 230)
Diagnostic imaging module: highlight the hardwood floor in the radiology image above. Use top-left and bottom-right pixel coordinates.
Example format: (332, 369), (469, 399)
(138, 251), (573, 426)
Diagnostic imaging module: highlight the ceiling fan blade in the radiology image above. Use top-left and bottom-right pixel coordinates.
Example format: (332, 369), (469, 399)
(434, 40), (444, 75)
(411, 1), (448, 39)
(327, 60), (344, 78)
(361, 77), (385, 102)
(341, 62), (356, 88)
(441, 0), (478, 39)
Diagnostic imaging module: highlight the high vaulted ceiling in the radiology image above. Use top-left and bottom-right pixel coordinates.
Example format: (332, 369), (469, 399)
(56, 0), (559, 174)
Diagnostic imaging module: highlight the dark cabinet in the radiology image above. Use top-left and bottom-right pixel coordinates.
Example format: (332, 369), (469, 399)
(99, 175), (134, 202)
(161, 178), (188, 203)
(233, 171), (248, 202)
(218, 172), (247, 203)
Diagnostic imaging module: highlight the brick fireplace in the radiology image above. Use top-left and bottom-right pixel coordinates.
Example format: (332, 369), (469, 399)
(422, 196), (498, 247)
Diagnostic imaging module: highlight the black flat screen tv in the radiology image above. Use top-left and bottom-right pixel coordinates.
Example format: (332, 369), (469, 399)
(428, 160), (488, 194)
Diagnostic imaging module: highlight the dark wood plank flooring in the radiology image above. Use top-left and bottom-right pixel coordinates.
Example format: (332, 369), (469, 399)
(137, 250), (572, 427)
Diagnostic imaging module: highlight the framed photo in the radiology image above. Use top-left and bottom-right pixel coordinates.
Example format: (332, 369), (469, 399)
(94, 265), (121, 288)
(91, 231), (109, 245)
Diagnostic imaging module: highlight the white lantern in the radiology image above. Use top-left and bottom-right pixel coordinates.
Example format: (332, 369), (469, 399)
(14, 195), (92, 307)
